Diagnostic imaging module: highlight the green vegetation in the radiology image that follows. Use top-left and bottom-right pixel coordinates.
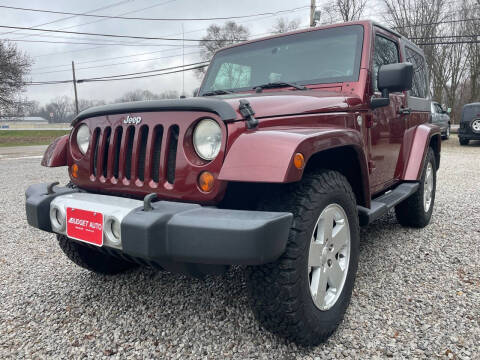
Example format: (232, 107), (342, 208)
(0, 130), (70, 147)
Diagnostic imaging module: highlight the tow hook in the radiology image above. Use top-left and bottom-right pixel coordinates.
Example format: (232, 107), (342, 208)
(47, 181), (60, 195)
(239, 99), (258, 129)
(143, 193), (157, 211)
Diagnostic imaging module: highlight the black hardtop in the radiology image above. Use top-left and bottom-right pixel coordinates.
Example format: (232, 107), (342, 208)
(461, 102), (480, 122)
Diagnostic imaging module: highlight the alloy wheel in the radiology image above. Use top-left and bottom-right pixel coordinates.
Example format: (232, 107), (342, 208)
(308, 203), (351, 311)
(423, 162), (434, 212)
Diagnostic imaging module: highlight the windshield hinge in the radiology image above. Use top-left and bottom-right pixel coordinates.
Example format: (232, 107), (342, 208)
(238, 99), (258, 129)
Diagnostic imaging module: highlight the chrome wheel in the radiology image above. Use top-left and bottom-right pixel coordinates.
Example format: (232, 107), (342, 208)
(423, 161), (434, 212)
(308, 204), (350, 311)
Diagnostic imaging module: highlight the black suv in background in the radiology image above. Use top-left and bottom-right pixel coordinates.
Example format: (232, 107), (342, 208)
(459, 103), (480, 145)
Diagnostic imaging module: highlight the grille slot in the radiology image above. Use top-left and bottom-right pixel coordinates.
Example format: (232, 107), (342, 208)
(166, 125), (179, 184)
(125, 126), (135, 180)
(102, 127), (111, 178)
(113, 127), (123, 179)
(151, 125), (163, 183)
(91, 128), (100, 177)
(137, 126), (149, 182)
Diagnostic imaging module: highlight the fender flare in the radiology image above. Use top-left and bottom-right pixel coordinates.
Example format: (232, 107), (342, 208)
(41, 135), (69, 167)
(400, 124), (441, 181)
(218, 128), (369, 200)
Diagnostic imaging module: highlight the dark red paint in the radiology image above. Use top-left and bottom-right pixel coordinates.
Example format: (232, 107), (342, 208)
(42, 20), (441, 207)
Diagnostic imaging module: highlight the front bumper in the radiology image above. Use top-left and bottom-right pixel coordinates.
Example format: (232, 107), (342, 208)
(25, 184), (293, 266)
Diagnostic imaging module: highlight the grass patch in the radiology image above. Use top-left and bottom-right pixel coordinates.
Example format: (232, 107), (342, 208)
(0, 130), (70, 147)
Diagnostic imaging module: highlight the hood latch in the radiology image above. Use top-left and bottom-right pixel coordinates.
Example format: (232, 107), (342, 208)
(238, 99), (258, 129)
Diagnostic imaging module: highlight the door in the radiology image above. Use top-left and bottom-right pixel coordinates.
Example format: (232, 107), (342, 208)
(369, 33), (407, 192)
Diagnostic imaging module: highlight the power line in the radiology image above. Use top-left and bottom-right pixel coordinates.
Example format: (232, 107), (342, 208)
(27, 63), (208, 85)
(31, 51), (202, 75)
(31, 48), (185, 70)
(3, 38), (201, 47)
(0, 0), (132, 36)
(0, 4), (309, 22)
(0, 24), (208, 41)
(26, 5), (310, 58)
(418, 40), (480, 45)
(79, 61), (209, 81)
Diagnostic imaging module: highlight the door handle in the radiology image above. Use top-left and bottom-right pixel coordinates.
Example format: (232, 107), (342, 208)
(397, 107), (411, 115)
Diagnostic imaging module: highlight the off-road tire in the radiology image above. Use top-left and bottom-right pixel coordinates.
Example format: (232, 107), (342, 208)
(58, 235), (137, 274)
(459, 138), (469, 146)
(247, 170), (360, 346)
(395, 148), (436, 228)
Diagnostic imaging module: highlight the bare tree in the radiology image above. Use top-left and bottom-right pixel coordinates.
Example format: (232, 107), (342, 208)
(0, 41), (31, 113)
(197, 21), (250, 76)
(322, 0), (368, 23)
(78, 99), (106, 112)
(116, 89), (160, 102)
(45, 96), (73, 123)
(270, 18), (301, 34)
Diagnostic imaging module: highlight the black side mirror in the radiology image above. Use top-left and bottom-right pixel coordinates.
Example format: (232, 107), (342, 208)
(371, 62), (414, 109)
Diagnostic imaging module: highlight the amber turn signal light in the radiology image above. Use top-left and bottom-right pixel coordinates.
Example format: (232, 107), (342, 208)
(71, 164), (79, 178)
(198, 171), (214, 192)
(293, 153), (305, 169)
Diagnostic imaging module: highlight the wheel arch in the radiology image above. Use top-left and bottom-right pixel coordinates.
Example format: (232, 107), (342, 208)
(400, 124), (441, 180)
(218, 128), (369, 207)
(304, 146), (370, 208)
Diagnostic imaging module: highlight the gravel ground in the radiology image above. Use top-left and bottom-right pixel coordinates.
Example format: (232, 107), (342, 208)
(0, 136), (479, 359)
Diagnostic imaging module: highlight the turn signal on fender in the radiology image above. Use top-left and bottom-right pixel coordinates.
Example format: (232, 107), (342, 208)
(198, 171), (214, 192)
(71, 164), (79, 178)
(293, 153), (305, 169)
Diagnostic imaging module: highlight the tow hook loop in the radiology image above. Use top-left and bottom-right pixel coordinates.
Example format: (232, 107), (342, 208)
(143, 193), (157, 212)
(239, 99), (258, 129)
(47, 182), (59, 195)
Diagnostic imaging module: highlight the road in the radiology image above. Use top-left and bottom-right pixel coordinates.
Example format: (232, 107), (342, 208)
(0, 137), (479, 359)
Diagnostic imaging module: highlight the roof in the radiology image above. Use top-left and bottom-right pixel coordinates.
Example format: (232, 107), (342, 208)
(215, 20), (424, 57)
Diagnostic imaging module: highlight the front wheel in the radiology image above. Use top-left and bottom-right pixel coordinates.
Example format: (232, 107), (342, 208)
(247, 170), (360, 346)
(395, 148), (436, 228)
(459, 138), (469, 146)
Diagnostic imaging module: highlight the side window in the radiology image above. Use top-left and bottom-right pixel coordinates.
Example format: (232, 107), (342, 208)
(405, 47), (428, 98)
(213, 63), (251, 90)
(373, 34), (399, 92)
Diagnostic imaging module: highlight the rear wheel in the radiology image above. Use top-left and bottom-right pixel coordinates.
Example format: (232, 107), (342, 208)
(442, 125), (450, 140)
(395, 148), (436, 228)
(58, 235), (137, 275)
(459, 138), (469, 146)
(247, 170), (360, 346)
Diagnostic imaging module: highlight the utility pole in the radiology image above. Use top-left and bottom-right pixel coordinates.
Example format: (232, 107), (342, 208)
(182, 23), (185, 97)
(71, 61), (79, 115)
(310, 0), (316, 27)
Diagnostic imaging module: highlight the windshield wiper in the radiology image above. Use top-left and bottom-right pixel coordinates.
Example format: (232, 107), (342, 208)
(201, 89), (234, 96)
(253, 81), (307, 92)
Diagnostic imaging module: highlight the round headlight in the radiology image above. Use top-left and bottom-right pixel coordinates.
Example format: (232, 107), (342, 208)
(76, 124), (91, 155)
(193, 119), (222, 160)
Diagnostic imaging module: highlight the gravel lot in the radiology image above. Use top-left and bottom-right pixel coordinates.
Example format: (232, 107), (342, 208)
(1, 137), (479, 359)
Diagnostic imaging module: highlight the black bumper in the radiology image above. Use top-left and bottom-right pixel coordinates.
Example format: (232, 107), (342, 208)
(25, 183), (293, 266)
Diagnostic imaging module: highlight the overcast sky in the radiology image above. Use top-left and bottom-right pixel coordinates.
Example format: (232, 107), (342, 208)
(1, 0), (383, 105)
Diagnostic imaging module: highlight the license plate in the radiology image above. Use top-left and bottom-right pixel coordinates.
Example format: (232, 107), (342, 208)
(66, 208), (103, 246)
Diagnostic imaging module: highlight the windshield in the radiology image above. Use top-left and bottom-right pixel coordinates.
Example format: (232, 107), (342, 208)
(199, 25), (364, 95)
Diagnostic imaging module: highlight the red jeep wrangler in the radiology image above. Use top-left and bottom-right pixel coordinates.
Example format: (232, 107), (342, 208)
(26, 21), (440, 345)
